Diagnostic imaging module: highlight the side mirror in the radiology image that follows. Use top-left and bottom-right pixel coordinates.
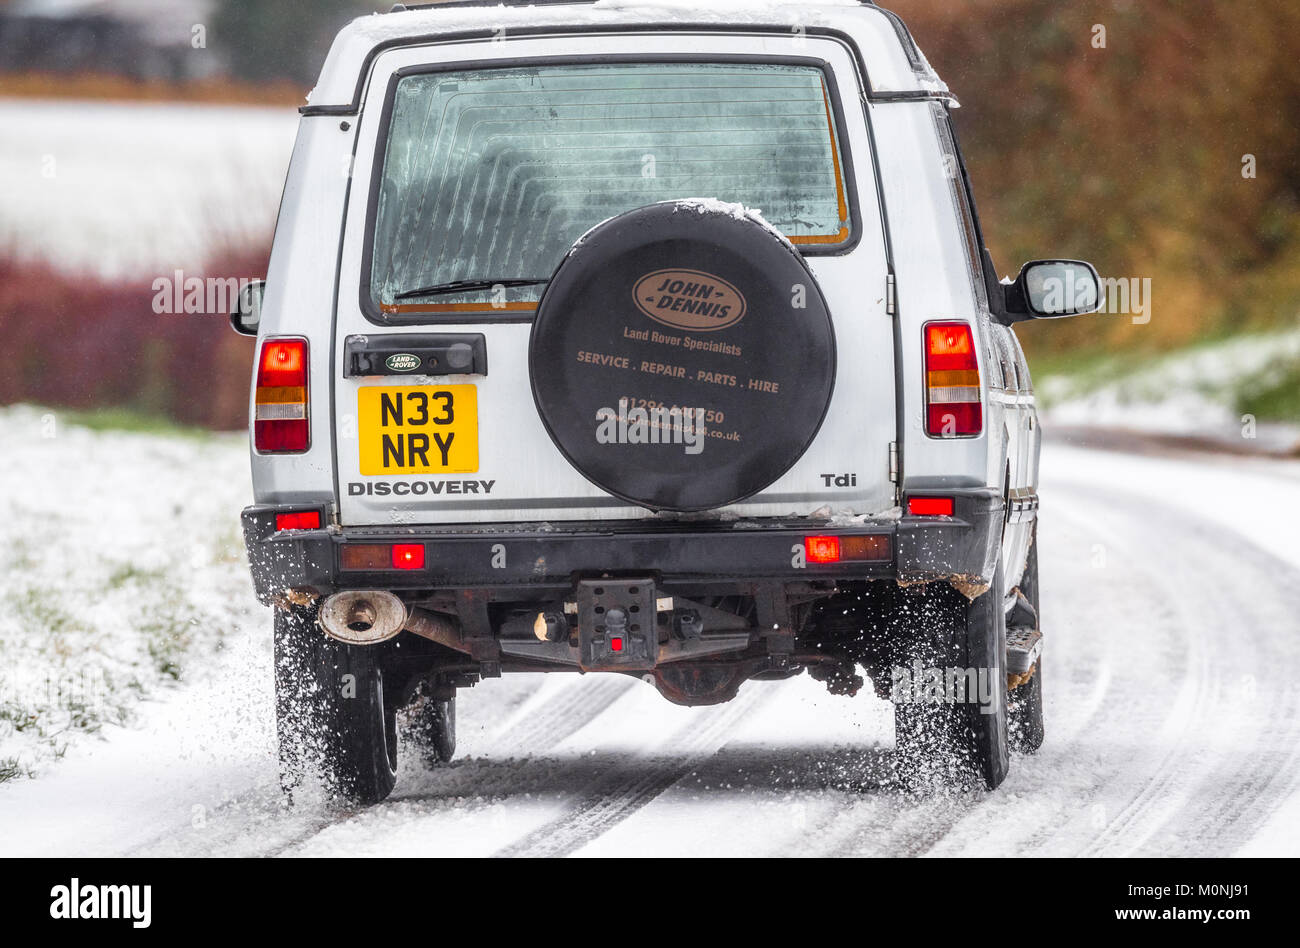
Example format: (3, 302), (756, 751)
(230, 280), (265, 336)
(983, 251), (1103, 323)
(1017, 260), (1102, 317)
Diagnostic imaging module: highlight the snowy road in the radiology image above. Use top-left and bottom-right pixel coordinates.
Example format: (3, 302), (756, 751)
(2, 434), (1299, 857)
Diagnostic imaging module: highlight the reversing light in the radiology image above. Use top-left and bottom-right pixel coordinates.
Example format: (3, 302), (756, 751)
(274, 510), (321, 531)
(924, 322), (982, 437)
(908, 496), (955, 517)
(254, 338), (309, 453)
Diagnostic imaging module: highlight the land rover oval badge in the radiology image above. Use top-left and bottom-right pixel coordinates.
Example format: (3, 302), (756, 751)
(385, 353), (421, 372)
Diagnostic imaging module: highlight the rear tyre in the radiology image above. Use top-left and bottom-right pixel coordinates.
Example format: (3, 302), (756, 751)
(1008, 526), (1045, 754)
(274, 604), (399, 806)
(892, 564), (1010, 791)
(408, 693), (457, 766)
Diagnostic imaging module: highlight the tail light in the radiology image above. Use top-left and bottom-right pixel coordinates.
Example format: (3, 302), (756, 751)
(275, 510), (321, 531)
(255, 338), (309, 452)
(803, 535), (891, 564)
(924, 322), (982, 437)
(391, 544), (425, 570)
(907, 496), (955, 517)
(805, 535), (841, 564)
(341, 543), (426, 571)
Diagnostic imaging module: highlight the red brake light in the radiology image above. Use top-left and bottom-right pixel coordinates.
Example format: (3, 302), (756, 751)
(391, 544), (425, 570)
(275, 510), (321, 531)
(925, 322), (982, 437)
(610, 637), (624, 652)
(258, 340), (306, 387)
(805, 535), (841, 564)
(908, 496), (955, 517)
(255, 338), (309, 453)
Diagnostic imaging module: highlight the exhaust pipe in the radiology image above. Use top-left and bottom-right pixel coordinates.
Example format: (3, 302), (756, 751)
(319, 591), (465, 648)
(319, 590), (409, 645)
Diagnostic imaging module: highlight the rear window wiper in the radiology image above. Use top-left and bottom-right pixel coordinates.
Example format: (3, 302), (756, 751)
(392, 278), (549, 301)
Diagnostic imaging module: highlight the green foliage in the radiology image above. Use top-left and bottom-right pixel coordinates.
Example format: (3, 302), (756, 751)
(0, 758), (31, 784)
(57, 408), (213, 439)
(1236, 356), (1300, 422)
(900, 0), (1300, 359)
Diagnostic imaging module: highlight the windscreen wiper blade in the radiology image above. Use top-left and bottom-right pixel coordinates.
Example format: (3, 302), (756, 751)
(392, 278), (549, 301)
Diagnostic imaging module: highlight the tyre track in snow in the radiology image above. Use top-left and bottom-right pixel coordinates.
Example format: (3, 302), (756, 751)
(1061, 484), (1300, 856)
(1057, 486), (1218, 857)
(486, 674), (637, 759)
(492, 684), (771, 857)
(1149, 497), (1300, 851)
(921, 476), (1300, 858)
(794, 742), (986, 858)
(129, 673), (638, 856)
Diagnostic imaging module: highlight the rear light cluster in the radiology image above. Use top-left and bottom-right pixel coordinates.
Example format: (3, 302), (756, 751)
(255, 338), (309, 452)
(924, 322), (982, 437)
(803, 534), (891, 565)
(341, 543), (426, 571)
(907, 496), (955, 517)
(274, 510), (321, 531)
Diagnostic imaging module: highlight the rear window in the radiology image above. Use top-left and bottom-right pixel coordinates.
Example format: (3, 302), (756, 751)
(366, 61), (853, 318)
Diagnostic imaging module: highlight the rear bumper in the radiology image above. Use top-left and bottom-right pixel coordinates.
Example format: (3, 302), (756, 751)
(241, 489), (1002, 603)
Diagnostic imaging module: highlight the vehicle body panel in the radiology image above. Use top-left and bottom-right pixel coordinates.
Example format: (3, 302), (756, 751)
(327, 32), (898, 526)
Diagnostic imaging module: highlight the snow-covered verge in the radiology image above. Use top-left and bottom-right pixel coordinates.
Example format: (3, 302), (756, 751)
(0, 99), (297, 279)
(0, 406), (261, 783)
(1037, 328), (1300, 454)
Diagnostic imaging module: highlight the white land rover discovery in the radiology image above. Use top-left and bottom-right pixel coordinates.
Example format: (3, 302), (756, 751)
(233, 0), (1102, 804)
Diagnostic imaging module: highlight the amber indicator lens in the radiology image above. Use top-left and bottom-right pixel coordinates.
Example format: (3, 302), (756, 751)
(841, 535), (892, 561)
(341, 544), (394, 571)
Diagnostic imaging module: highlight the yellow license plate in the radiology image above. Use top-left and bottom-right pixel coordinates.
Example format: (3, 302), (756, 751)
(358, 385), (478, 475)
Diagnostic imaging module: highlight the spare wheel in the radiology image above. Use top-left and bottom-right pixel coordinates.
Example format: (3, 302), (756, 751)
(529, 200), (836, 512)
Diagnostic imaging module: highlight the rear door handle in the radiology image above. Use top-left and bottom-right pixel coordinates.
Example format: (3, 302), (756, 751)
(343, 333), (487, 378)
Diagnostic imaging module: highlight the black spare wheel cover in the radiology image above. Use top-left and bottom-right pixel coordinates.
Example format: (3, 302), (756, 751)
(530, 200), (836, 511)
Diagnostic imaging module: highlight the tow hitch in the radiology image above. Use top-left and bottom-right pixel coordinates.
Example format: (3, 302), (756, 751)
(574, 578), (658, 669)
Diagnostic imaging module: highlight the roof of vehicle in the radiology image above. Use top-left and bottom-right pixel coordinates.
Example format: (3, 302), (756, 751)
(304, 0), (947, 113)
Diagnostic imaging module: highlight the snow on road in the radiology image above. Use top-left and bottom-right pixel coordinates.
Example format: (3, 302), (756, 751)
(1, 415), (1298, 857)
